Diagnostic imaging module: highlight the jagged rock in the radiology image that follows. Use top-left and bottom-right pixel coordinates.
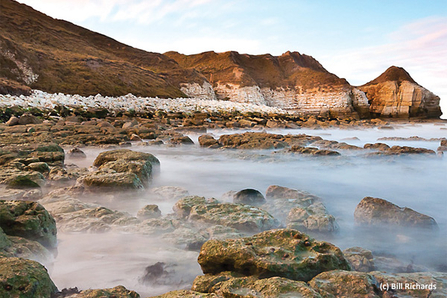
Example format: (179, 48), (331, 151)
(0, 256), (58, 298)
(354, 197), (437, 229)
(0, 200), (57, 249)
(174, 196), (279, 232)
(343, 247), (375, 272)
(193, 272), (323, 297)
(197, 229), (350, 281)
(137, 204), (162, 220)
(360, 66), (441, 118)
(170, 135), (194, 145)
(287, 145), (341, 156)
(233, 189), (266, 206)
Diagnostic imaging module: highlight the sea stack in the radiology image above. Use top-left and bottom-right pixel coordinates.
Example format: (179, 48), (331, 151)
(359, 66), (442, 118)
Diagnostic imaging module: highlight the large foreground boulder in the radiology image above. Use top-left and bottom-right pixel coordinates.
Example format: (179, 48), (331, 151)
(93, 149), (160, 168)
(354, 197), (437, 229)
(0, 200), (57, 249)
(0, 256), (57, 298)
(197, 229), (350, 282)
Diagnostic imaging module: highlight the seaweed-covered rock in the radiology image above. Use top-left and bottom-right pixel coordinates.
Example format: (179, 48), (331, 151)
(354, 197), (437, 229)
(0, 200), (57, 249)
(1, 235), (53, 263)
(198, 229), (350, 282)
(173, 196), (218, 218)
(0, 256), (57, 297)
(309, 270), (381, 298)
(25, 162), (50, 174)
(343, 247), (375, 272)
(6, 175), (41, 189)
(233, 189), (266, 206)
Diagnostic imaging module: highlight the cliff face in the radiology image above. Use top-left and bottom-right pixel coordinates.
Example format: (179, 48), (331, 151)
(359, 66), (442, 118)
(165, 51), (370, 118)
(0, 1), (441, 119)
(0, 0), (207, 98)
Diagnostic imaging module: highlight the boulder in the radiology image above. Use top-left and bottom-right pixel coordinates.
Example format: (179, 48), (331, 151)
(67, 147), (87, 159)
(6, 175), (41, 189)
(99, 159), (152, 185)
(0, 256), (57, 297)
(59, 285), (140, 298)
(25, 162), (50, 174)
(286, 202), (338, 233)
(197, 229), (350, 281)
(193, 273), (322, 297)
(198, 135), (220, 148)
(343, 247), (375, 272)
(18, 113), (43, 125)
(174, 196), (279, 232)
(2, 235), (53, 263)
(5, 115), (19, 126)
(81, 171), (144, 191)
(309, 270), (381, 298)
(0, 200), (57, 249)
(93, 149), (160, 168)
(354, 197), (437, 229)
(233, 189), (266, 206)
(137, 204), (162, 220)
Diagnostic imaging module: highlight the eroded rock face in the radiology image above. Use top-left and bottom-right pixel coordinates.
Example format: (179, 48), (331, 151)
(0, 256), (58, 298)
(197, 229), (350, 282)
(343, 247), (375, 272)
(354, 197), (437, 229)
(0, 200), (57, 249)
(359, 66), (442, 118)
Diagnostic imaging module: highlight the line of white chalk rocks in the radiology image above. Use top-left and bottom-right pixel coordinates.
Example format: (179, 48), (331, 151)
(0, 90), (291, 115)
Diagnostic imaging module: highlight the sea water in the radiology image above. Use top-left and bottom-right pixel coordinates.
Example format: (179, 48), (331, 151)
(49, 123), (447, 296)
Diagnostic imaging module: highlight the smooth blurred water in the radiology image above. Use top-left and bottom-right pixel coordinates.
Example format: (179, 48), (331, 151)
(51, 123), (447, 296)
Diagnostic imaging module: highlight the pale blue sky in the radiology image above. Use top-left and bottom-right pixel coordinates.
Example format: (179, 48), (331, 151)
(18, 0), (447, 117)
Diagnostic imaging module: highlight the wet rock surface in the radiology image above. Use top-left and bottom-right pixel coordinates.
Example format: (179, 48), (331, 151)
(354, 197), (438, 229)
(0, 256), (58, 298)
(197, 229), (350, 281)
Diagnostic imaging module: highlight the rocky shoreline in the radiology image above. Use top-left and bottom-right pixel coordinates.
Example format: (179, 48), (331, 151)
(0, 101), (446, 297)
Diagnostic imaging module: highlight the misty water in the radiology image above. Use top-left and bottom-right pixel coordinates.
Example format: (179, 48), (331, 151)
(49, 123), (446, 297)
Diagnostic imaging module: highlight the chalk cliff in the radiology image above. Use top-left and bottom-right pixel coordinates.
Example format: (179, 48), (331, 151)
(359, 66), (442, 118)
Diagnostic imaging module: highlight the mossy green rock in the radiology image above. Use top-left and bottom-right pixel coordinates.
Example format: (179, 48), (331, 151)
(6, 175), (41, 189)
(0, 256), (57, 297)
(198, 229), (350, 282)
(0, 200), (57, 249)
(25, 162), (50, 174)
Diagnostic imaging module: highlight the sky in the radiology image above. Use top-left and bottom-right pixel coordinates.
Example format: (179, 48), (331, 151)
(18, 0), (447, 118)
